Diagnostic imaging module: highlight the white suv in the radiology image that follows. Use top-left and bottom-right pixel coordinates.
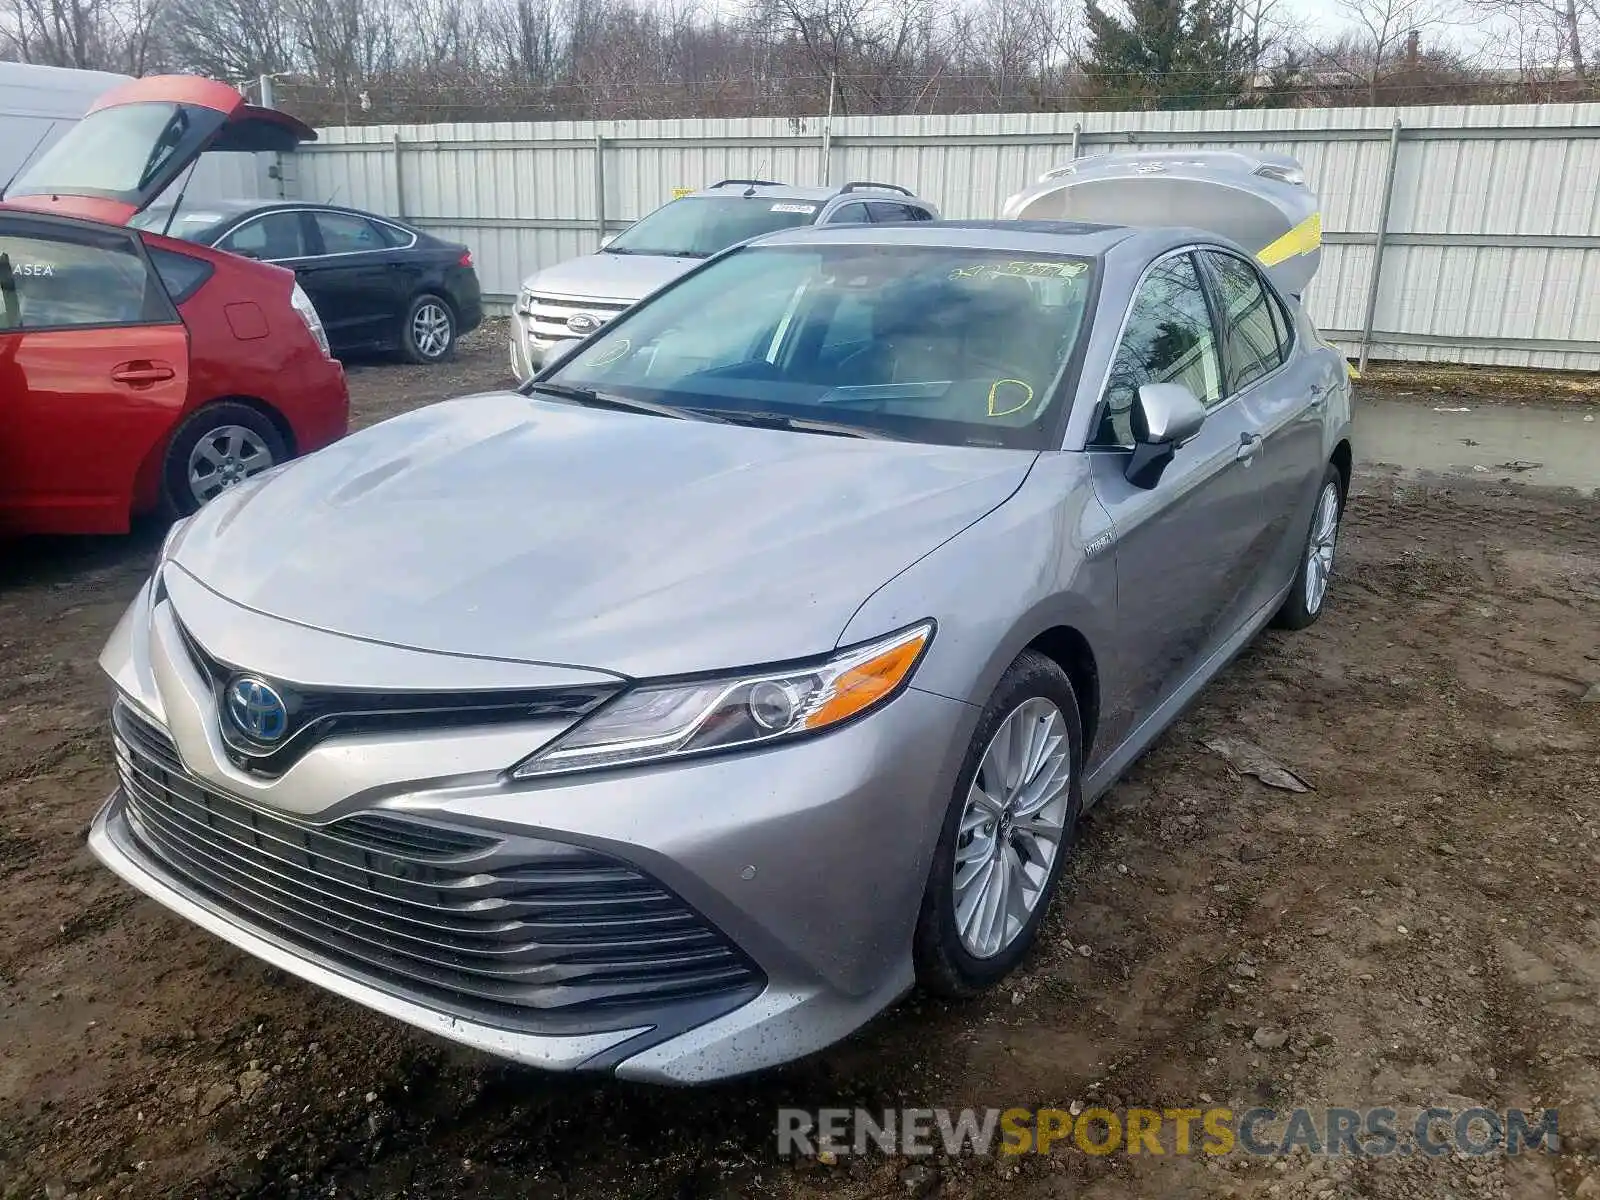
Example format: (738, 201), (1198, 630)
(509, 179), (938, 378)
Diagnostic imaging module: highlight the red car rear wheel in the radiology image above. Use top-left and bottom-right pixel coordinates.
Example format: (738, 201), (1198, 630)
(162, 401), (288, 517)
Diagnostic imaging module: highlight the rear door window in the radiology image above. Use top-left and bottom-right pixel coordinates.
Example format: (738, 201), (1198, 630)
(826, 204), (872, 225)
(313, 211), (386, 255)
(1202, 250), (1289, 394)
(0, 220), (173, 330)
(866, 202), (927, 223)
(220, 212), (308, 260)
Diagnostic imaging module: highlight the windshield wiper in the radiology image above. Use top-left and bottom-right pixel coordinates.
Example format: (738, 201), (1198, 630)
(686, 409), (899, 440)
(525, 381), (690, 421)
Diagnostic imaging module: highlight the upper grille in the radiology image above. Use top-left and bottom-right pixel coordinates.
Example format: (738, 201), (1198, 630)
(111, 702), (762, 1031)
(174, 621), (617, 777)
(521, 292), (633, 342)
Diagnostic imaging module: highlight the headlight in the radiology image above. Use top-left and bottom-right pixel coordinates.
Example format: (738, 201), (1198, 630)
(517, 287), (534, 312)
(511, 622), (934, 779)
(290, 282), (331, 356)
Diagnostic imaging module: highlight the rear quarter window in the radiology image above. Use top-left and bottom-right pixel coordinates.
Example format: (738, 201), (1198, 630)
(146, 246), (215, 304)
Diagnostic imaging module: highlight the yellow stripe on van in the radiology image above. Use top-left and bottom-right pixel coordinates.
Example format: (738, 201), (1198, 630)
(1257, 212), (1322, 267)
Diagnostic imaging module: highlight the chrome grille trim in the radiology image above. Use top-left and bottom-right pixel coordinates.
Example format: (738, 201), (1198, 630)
(110, 702), (762, 1026)
(523, 292), (633, 341)
(172, 620), (615, 778)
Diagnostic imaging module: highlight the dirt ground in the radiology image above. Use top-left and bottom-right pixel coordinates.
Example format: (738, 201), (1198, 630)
(2, 328), (1598, 1200)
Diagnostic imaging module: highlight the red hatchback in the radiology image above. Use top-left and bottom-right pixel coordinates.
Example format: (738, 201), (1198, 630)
(0, 75), (349, 537)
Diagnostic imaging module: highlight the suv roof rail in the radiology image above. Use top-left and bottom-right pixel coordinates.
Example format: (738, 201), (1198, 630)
(708, 178), (785, 190)
(838, 181), (914, 197)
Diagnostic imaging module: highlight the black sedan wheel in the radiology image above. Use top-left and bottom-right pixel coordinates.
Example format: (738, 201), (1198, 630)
(401, 294), (456, 363)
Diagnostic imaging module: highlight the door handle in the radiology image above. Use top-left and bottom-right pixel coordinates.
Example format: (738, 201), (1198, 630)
(1235, 432), (1263, 463)
(111, 361), (176, 387)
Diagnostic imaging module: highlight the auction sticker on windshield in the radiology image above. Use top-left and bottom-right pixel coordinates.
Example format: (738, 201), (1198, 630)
(771, 204), (817, 214)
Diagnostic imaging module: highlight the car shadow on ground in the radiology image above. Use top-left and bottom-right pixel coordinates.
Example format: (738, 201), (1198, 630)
(0, 517), (165, 592)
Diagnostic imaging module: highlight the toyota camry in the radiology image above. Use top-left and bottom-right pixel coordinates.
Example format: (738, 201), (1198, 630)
(90, 154), (1353, 1084)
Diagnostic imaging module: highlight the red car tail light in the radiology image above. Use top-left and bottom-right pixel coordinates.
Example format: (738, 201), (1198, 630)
(459, 250), (474, 268)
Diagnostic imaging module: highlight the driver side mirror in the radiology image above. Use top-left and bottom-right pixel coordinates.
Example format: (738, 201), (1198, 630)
(1125, 382), (1206, 489)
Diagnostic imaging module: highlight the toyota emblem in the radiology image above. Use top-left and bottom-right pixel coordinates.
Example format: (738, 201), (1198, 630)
(227, 676), (289, 743)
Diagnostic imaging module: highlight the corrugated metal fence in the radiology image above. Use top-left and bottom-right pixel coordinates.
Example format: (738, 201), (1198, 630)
(284, 104), (1600, 370)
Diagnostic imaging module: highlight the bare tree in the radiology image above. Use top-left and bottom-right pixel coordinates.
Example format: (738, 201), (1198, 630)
(4, 0), (166, 70)
(1465, 0), (1593, 79)
(164, 0), (293, 78)
(1330, 0), (1460, 100)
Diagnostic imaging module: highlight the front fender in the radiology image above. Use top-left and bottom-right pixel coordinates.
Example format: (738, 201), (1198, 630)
(838, 452), (1117, 728)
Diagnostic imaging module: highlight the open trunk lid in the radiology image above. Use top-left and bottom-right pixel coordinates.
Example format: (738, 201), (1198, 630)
(1001, 149), (1321, 296)
(1, 74), (315, 226)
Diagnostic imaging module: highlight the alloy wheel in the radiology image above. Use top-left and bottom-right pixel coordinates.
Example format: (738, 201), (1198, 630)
(187, 425), (274, 506)
(411, 302), (452, 359)
(1305, 482), (1340, 614)
(952, 697), (1073, 960)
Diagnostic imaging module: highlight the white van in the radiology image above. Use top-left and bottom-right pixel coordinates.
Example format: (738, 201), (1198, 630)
(1, 63), (275, 204)
(0, 62), (133, 187)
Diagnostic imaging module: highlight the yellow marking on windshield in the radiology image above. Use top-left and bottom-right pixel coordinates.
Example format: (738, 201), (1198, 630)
(987, 379), (1034, 417)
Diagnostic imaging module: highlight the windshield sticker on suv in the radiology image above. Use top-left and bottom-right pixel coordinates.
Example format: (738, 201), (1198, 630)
(987, 379), (1035, 417)
(950, 260), (1089, 281)
(771, 203), (817, 214)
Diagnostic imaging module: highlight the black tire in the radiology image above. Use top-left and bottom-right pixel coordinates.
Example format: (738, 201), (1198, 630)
(913, 650), (1084, 999)
(1272, 462), (1345, 631)
(161, 401), (288, 518)
(400, 293), (456, 364)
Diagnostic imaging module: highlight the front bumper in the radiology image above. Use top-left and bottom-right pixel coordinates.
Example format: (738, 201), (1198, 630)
(90, 576), (977, 1082)
(508, 313), (560, 381)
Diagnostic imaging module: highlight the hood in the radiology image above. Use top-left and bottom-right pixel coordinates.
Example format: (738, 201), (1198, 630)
(524, 251), (698, 303)
(169, 393), (1034, 679)
(3, 74), (316, 225)
(1002, 150), (1322, 297)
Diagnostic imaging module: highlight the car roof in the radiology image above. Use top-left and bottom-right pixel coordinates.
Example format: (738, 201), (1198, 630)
(689, 181), (925, 203)
(748, 218), (1168, 258)
(141, 198), (417, 225)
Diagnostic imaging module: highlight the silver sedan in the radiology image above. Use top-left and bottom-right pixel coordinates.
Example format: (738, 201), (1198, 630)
(91, 219), (1352, 1083)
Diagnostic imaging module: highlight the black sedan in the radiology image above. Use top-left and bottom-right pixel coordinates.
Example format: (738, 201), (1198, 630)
(134, 200), (483, 364)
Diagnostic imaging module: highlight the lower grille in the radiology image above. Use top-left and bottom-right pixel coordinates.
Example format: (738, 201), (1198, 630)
(110, 702), (761, 1030)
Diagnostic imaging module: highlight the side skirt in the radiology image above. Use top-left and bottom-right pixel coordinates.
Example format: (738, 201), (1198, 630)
(1080, 577), (1295, 809)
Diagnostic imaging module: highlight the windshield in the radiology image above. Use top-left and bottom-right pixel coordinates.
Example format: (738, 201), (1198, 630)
(7, 103), (223, 204)
(604, 197), (821, 258)
(544, 244), (1096, 449)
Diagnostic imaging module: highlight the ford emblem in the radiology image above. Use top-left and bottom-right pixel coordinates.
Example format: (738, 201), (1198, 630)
(227, 676), (289, 744)
(566, 313), (600, 335)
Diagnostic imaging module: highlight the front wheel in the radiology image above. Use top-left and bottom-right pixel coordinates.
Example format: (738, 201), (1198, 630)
(400, 294), (456, 364)
(1273, 463), (1344, 630)
(914, 650), (1084, 998)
